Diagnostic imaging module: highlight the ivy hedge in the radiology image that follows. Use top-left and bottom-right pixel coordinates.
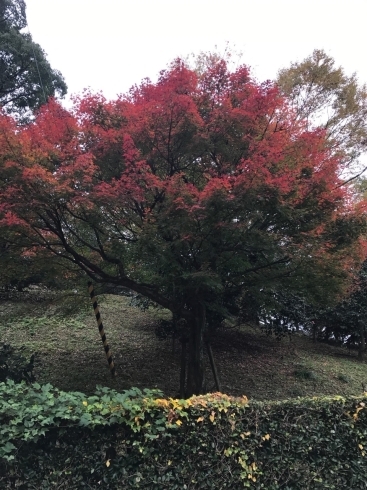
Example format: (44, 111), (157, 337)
(1, 380), (367, 489)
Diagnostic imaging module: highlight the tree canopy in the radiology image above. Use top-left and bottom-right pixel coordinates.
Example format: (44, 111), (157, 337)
(0, 0), (67, 120)
(0, 58), (366, 394)
(277, 49), (367, 173)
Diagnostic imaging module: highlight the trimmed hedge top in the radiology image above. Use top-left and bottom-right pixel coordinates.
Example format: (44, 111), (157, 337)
(1, 380), (367, 488)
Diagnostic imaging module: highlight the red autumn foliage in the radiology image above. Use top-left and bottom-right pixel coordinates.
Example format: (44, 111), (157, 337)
(0, 58), (366, 394)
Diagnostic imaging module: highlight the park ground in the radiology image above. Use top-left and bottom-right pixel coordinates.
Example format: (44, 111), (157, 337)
(1, 290), (367, 400)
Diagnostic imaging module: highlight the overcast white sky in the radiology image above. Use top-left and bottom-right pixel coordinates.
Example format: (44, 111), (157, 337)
(26, 0), (367, 103)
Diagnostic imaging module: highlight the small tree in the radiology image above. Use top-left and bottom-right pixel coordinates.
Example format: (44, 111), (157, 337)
(0, 60), (366, 395)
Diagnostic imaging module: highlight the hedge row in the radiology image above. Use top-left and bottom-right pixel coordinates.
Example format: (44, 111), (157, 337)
(1, 380), (367, 489)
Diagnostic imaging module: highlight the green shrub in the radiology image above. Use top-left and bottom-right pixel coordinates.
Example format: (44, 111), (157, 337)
(1, 381), (367, 489)
(0, 344), (35, 383)
(294, 364), (318, 381)
(338, 373), (351, 384)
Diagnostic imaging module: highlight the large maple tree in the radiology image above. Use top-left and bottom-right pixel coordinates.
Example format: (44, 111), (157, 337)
(0, 59), (366, 395)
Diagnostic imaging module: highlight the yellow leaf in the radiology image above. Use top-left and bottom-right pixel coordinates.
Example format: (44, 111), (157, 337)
(354, 406), (364, 420)
(363, 451), (366, 456)
(240, 431), (251, 439)
(176, 419), (182, 426)
(196, 416), (204, 423)
(168, 460), (172, 466)
(155, 399), (169, 408)
(82, 401), (88, 406)
(169, 398), (181, 410)
(209, 411), (215, 423)
(106, 459), (111, 467)
(359, 444), (364, 450)
(252, 462), (257, 470)
(264, 434), (270, 441)
(252, 476), (257, 482)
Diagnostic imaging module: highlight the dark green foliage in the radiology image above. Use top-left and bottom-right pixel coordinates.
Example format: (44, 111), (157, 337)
(154, 318), (176, 340)
(302, 260), (367, 356)
(0, 0), (26, 30)
(0, 344), (35, 383)
(238, 290), (261, 324)
(246, 256), (367, 348)
(0, 0), (67, 119)
(293, 365), (318, 381)
(1, 381), (367, 489)
(338, 374), (351, 384)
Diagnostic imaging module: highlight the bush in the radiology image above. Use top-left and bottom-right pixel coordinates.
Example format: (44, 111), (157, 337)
(1, 381), (367, 489)
(0, 344), (35, 383)
(293, 365), (318, 381)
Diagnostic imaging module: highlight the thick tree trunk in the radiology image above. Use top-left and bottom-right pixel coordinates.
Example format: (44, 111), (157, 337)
(312, 322), (318, 343)
(186, 302), (206, 397)
(358, 323), (366, 361)
(179, 338), (187, 399)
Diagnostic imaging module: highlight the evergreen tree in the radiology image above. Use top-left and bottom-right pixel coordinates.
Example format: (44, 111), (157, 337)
(0, 0), (67, 120)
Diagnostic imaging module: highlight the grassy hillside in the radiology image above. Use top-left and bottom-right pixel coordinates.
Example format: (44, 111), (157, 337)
(1, 291), (367, 400)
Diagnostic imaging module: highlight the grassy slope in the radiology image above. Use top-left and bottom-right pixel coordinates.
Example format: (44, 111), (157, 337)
(1, 293), (367, 400)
